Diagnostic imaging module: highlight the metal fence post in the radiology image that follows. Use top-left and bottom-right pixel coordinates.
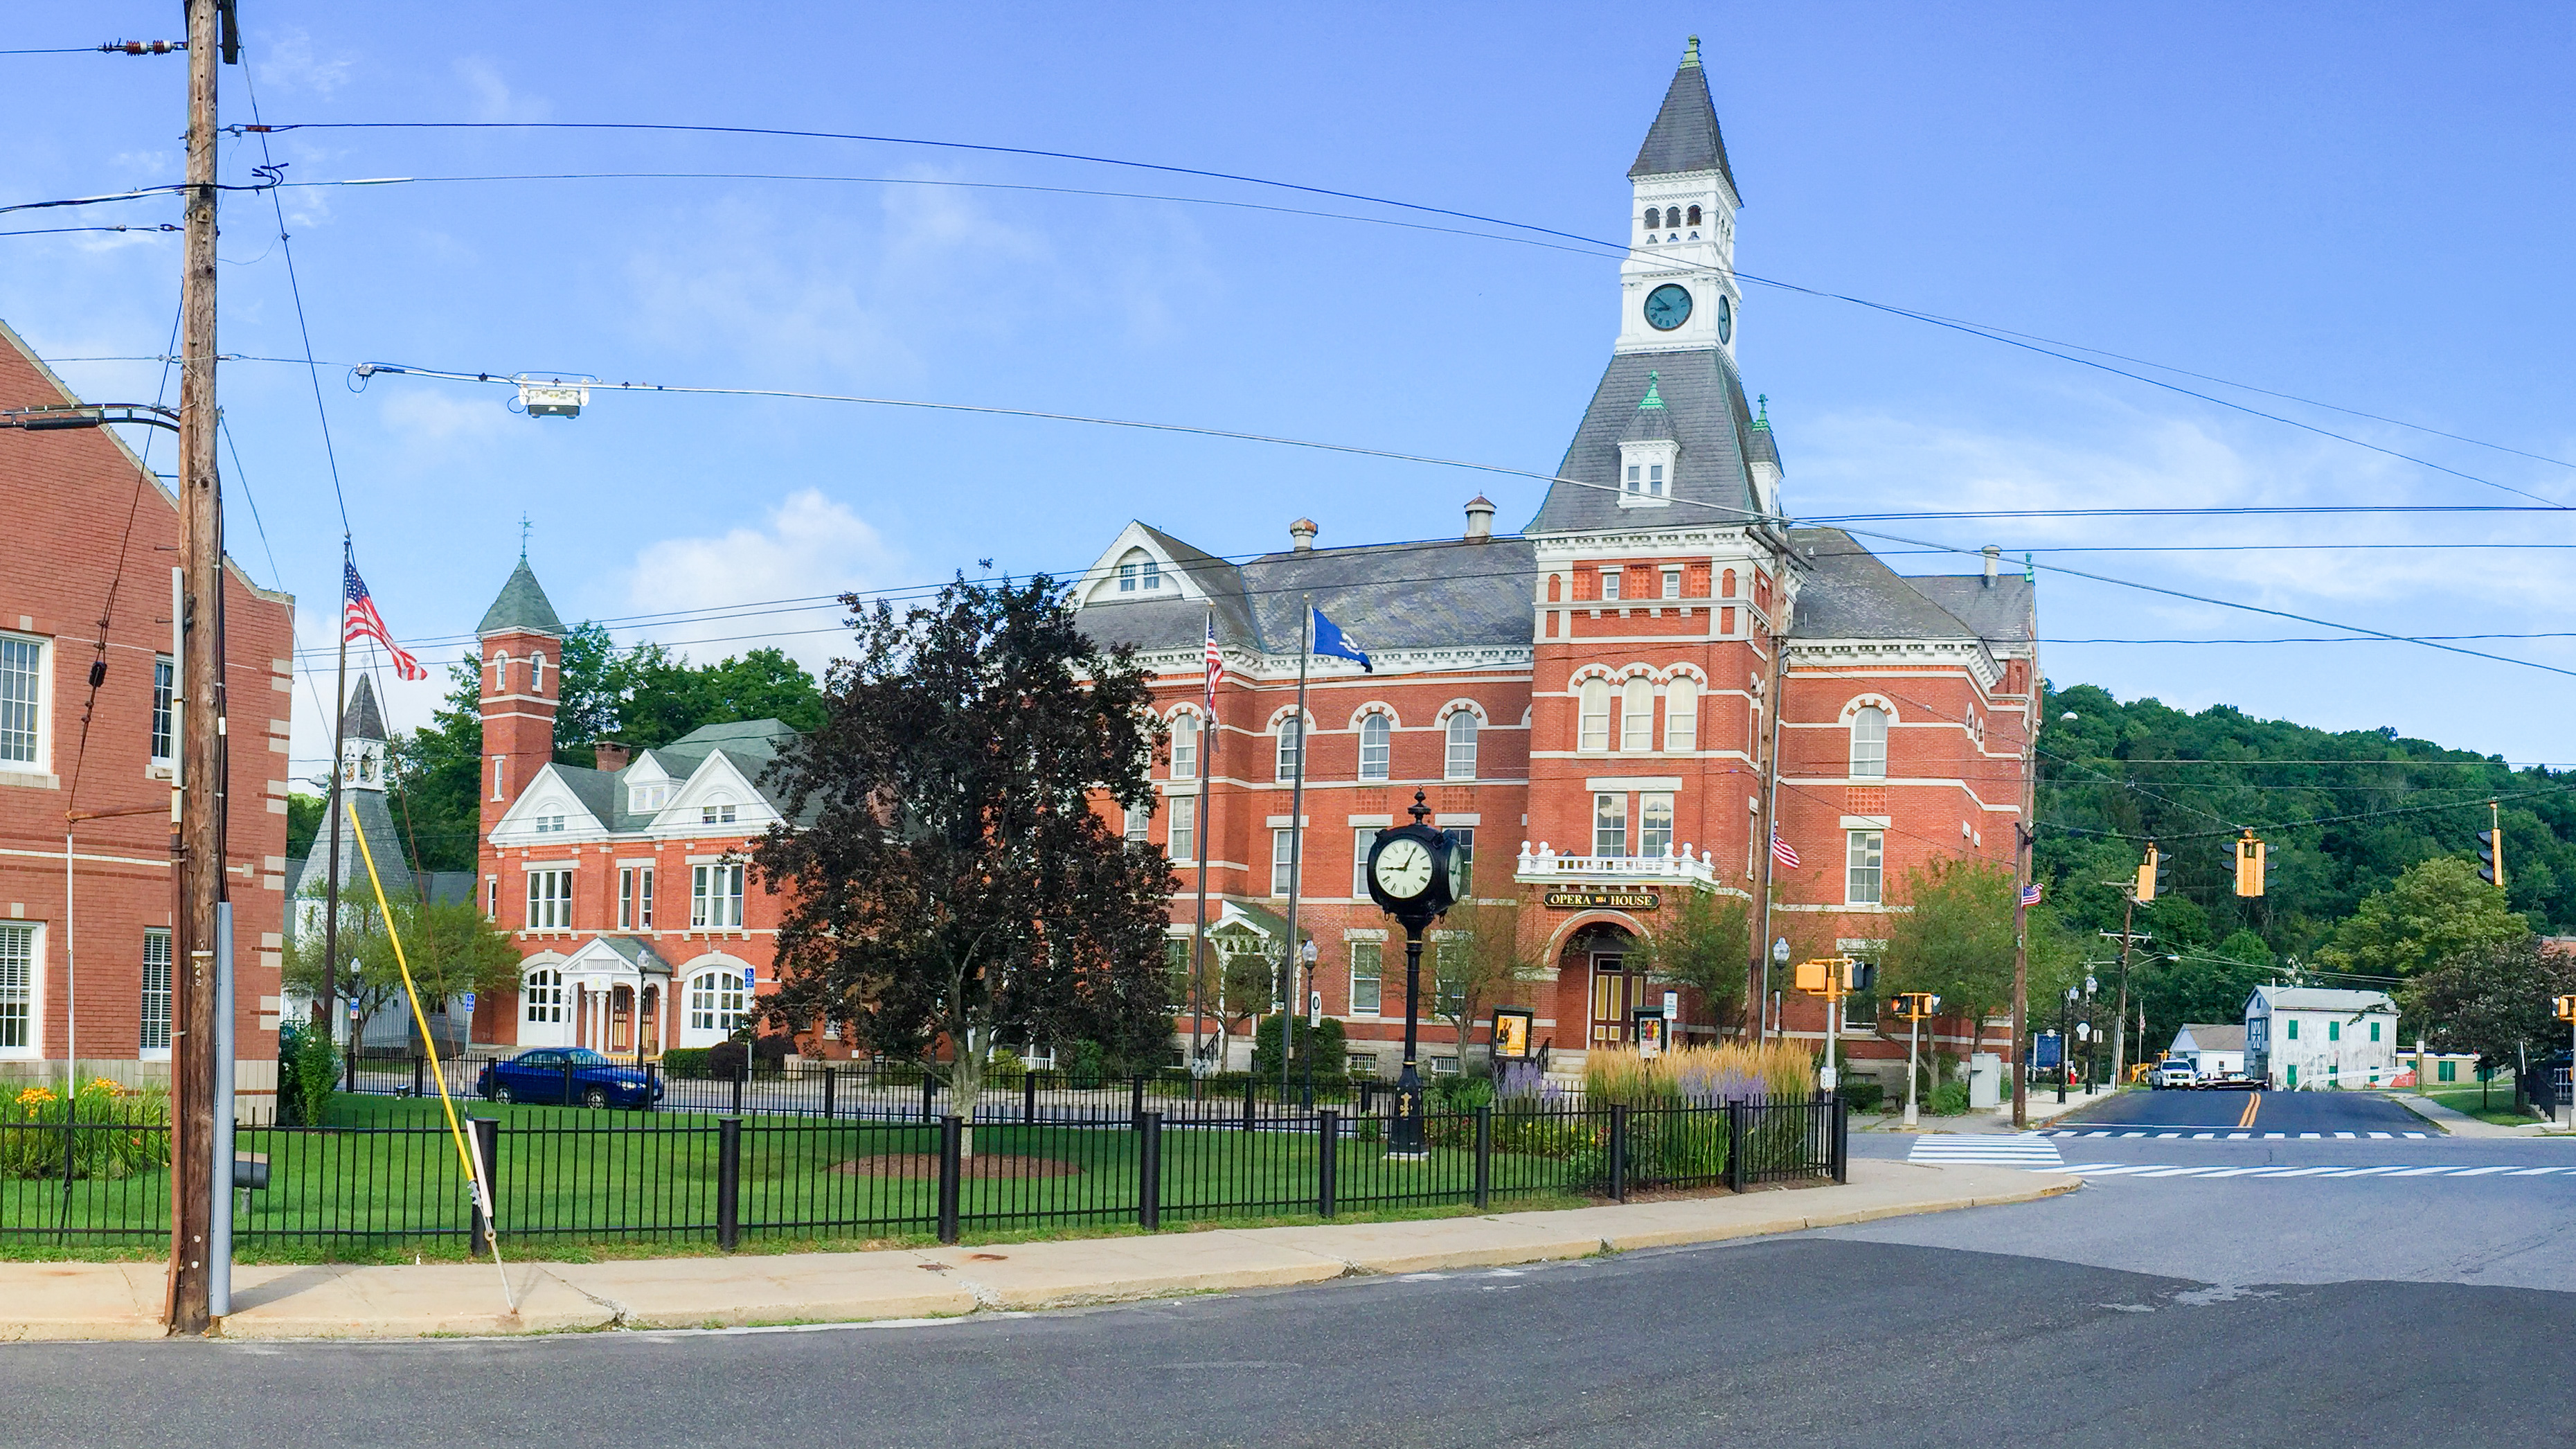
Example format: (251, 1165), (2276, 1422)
(716, 1117), (742, 1251)
(1131, 1074), (1145, 1120)
(1318, 1108), (1339, 1218)
(731, 1064), (744, 1117)
(467, 1116), (500, 1256)
(937, 1114), (963, 1245)
(1243, 1072), (1256, 1131)
(1832, 1097), (1849, 1184)
(922, 1074), (936, 1123)
(1474, 1103), (1492, 1210)
(1609, 1103), (1629, 1203)
(345, 1047), (358, 1093)
(821, 1066), (836, 1121)
(411, 1054), (424, 1098)
(1023, 1070), (1039, 1123)
(1728, 1101), (1748, 1193)
(1137, 1110), (1163, 1232)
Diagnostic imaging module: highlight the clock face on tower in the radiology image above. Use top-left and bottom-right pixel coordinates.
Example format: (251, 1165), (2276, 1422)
(1372, 837), (1436, 900)
(1716, 294), (1733, 344)
(1643, 283), (1692, 332)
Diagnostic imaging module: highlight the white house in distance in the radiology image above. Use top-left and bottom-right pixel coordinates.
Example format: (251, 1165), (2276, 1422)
(2244, 986), (2400, 1090)
(2167, 1023), (2246, 1079)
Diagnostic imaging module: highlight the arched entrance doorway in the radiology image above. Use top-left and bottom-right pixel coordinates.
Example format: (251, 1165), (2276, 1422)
(1558, 921), (1640, 1049)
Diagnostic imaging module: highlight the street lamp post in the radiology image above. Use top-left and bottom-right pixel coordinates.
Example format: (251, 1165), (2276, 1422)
(1767, 937), (1789, 1041)
(1298, 937), (1319, 1109)
(2059, 987), (2075, 1105)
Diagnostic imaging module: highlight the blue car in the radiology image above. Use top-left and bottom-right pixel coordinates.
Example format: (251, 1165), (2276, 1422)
(475, 1049), (663, 1110)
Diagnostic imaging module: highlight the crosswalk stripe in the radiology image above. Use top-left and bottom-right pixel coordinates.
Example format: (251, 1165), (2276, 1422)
(2052, 1162), (2574, 1180)
(2046, 1129), (2425, 1140)
(1907, 1134), (2066, 1168)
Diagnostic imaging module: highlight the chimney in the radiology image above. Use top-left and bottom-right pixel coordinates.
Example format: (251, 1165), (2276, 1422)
(1464, 495), (1496, 542)
(1981, 544), (2000, 587)
(592, 741), (631, 773)
(1289, 518), (1318, 553)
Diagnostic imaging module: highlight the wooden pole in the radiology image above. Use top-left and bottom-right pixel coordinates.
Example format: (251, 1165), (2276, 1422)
(167, 0), (222, 1335)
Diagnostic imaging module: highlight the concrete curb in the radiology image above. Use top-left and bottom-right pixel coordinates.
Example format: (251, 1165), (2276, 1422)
(1, 1162), (2076, 1340)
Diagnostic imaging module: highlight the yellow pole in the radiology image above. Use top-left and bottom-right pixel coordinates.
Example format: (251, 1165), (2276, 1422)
(346, 806), (517, 1313)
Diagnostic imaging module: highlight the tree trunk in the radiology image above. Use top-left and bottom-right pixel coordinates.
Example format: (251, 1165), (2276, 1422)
(949, 1022), (986, 1161)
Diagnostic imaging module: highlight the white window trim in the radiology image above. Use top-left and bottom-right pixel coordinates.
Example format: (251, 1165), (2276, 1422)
(0, 922), (44, 1059)
(0, 633), (50, 774)
(138, 927), (172, 1060)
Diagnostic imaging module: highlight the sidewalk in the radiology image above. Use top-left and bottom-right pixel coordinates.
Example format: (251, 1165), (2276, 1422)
(0, 1159), (2073, 1342)
(1860, 1085), (2120, 1135)
(2392, 1092), (2556, 1139)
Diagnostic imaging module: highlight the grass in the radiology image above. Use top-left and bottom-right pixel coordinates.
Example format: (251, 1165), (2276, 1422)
(4, 1092), (1592, 1263)
(2422, 1085), (2546, 1127)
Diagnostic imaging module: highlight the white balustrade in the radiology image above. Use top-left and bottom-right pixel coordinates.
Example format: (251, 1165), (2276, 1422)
(1514, 839), (1720, 889)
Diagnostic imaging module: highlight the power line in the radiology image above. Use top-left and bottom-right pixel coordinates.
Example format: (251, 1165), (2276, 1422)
(235, 62), (352, 535)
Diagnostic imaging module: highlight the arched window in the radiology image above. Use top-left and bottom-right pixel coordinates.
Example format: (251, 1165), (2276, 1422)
(1358, 714), (1391, 781)
(488, 651), (505, 688)
(1850, 705), (1888, 779)
(1547, 574), (1562, 603)
(1686, 204), (1702, 226)
(1643, 207), (1663, 230)
(1275, 717), (1303, 780)
(1170, 713), (1199, 779)
(1444, 711), (1478, 780)
(1664, 677), (1698, 753)
(687, 968), (749, 1038)
(1721, 569), (1737, 598)
(1577, 679), (1612, 753)
(530, 651), (547, 694)
(523, 968), (564, 1024)
(1621, 677), (1654, 752)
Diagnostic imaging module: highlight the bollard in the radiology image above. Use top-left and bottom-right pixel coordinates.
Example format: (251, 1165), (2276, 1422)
(716, 1117), (742, 1251)
(1473, 1104), (1492, 1210)
(1318, 1108), (1339, 1218)
(1137, 1110), (1163, 1231)
(936, 1115), (963, 1245)
(1831, 1097), (1849, 1184)
(1609, 1103), (1629, 1203)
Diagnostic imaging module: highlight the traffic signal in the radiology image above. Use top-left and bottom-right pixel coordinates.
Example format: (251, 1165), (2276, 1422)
(1893, 991), (1942, 1019)
(2135, 842), (2169, 903)
(1843, 960), (1877, 994)
(2476, 828), (2503, 889)
(2555, 995), (2576, 1023)
(2233, 831), (2266, 898)
(1794, 959), (1830, 994)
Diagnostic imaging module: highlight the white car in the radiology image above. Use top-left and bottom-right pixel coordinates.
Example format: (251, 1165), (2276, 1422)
(2151, 1058), (2199, 1090)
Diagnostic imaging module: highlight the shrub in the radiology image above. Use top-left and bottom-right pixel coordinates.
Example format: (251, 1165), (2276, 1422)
(707, 1033), (795, 1079)
(1249, 1014), (1348, 1080)
(278, 1021), (339, 1128)
(1928, 1079), (1971, 1116)
(1584, 1042), (1814, 1105)
(1068, 1039), (1107, 1090)
(659, 1047), (713, 1079)
(986, 1047), (1026, 1083)
(1838, 1078), (1886, 1113)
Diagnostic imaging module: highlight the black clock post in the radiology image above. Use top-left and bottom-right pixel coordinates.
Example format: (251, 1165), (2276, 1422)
(1365, 791), (1456, 1159)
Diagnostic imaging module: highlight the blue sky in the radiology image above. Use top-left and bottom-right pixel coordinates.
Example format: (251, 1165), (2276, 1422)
(6, 2), (2574, 780)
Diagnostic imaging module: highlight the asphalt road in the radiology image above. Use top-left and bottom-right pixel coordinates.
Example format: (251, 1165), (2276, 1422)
(7, 1090), (2569, 1448)
(2055, 1085), (2430, 1134)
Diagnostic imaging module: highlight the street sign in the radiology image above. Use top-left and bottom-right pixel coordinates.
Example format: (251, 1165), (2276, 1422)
(1542, 888), (1657, 910)
(2034, 1033), (2063, 1069)
(1662, 990), (1679, 1021)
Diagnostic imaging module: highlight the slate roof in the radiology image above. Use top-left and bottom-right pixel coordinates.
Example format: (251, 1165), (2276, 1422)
(1080, 534), (1537, 658)
(1908, 576), (2037, 646)
(339, 673), (388, 743)
(1787, 529), (1978, 641)
(588, 935), (674, 975)
(1526, 350), (1762, 535)
(477, 559), (565, 638)
(1629, 39), (1739, 197)
(2176, 1023), (2247, 1052)
(287, 785), (413, 903)
(542, 718), (810, 833)
(1745, 414), (1780, 474)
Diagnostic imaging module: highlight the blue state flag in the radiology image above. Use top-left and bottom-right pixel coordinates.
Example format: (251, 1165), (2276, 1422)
(1311, 607), (1372, 673)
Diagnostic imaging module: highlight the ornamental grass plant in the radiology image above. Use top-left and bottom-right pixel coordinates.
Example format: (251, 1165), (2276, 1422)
(0, 1078), (172, 1180)
(1582, 1042), (1814, 1105)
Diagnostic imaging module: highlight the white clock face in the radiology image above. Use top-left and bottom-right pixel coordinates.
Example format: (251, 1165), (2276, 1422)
(1372, 837), (1435, 898)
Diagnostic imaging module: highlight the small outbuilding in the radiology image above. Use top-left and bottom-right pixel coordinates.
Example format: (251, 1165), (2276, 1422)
(2168, 1023), (2246, 1078)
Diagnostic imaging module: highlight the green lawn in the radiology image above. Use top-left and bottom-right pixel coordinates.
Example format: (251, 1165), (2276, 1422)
(6, 1093), (1593, 1262)
(2422, 1086), (2545, 1127)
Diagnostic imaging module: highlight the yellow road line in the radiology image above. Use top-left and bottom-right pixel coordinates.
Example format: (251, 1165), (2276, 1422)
(2238, 1092), (2262, 1130)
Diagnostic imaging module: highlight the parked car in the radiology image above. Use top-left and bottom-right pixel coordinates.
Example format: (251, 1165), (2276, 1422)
(2200, 1072), (2261, 1091)
(475, 1048), (663, 1110)
(2151, 1058), (2199, 1090)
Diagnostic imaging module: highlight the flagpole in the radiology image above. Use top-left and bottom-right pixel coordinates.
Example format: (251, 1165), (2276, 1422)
(1753, 616), (1785, 1042)
(319, 537), (351, 1038)
(1190, 606), (1213, 1078)
(1280, 595), (1310, 1112)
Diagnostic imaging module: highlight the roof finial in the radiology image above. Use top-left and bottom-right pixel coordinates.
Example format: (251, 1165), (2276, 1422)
(519, 512), (533, 562)
(1753, 393), (1770, 430)
(1682, 35), (1701, 67)
(1639, 371), (1665, 410)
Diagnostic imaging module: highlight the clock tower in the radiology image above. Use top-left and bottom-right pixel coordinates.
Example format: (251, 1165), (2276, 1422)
(1616, 36), (1743, 359)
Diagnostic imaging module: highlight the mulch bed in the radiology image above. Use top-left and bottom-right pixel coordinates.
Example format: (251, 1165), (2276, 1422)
(833, 1153), (1086, 1180)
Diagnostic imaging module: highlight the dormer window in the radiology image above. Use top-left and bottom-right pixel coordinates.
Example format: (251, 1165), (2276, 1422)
(629, 782), (669, 813)
(1118, 562), (1136, 592)
(1617, 440), (1678, 508)
(1115, 549), (1163, 594)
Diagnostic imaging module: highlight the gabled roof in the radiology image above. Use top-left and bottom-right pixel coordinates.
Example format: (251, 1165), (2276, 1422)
(2176, 1023), (2246, 1052)
(1528, 350), (1761, 534)
(340, 673), (388, 743)
(288, 786), (415, 903)
(1628, 37), (1739, 197)
(477, 559), (565, 638)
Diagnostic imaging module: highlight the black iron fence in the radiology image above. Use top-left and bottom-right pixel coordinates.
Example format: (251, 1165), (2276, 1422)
(3, 1097), (1845, 1252)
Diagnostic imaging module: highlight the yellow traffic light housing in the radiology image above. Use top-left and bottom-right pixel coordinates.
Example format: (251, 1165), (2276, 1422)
(1794, 959), (1830, 995)
(2136, 843), (2161, 903)
(2555, 994), (2576, 1023)
(2233, 831), (2266, 898)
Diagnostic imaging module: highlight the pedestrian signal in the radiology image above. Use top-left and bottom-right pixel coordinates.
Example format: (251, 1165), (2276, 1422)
(2476, 828), (2503, 889)
(1794, 959), (1829, 994)
(1843, 960), (1877, 994)
(2233, 831), (2266, 898)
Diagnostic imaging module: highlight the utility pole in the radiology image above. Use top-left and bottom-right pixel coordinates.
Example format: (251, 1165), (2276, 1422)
(168, 0), (231, 1336)
(1750, 619), (1785, 1040)
(2100, 898), (2149, 1092)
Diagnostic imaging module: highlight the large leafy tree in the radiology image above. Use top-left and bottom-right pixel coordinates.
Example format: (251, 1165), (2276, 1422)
(2314, 856), (2528, 980)
(751, 575), (1173, 1137)
(1429, 897), (1537, 1061)
(2405, 934), (2570, 1070)
(1876, 857), (2080, 1076)
(1629, 887), (1749, 1033)
(284, 887), (521, 1044)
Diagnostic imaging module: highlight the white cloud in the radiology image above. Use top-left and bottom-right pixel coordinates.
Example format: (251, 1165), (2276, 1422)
(625, 490), (900, 673)
(378, 387), (517, 447)
(454, 57), (549, 123)
(255, 28), (356, 98)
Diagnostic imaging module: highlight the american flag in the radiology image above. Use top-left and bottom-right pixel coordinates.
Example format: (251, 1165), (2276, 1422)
(1202, 614), (1224, 702)
(343, 561), (427, 682)
(1770, 830), (1800, 869)
(2021, 881), (2043, 907)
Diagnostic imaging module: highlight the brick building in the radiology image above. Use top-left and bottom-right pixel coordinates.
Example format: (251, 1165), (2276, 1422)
(1075, 41), (2039, 1088)
(0, 320), (295, 1114)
